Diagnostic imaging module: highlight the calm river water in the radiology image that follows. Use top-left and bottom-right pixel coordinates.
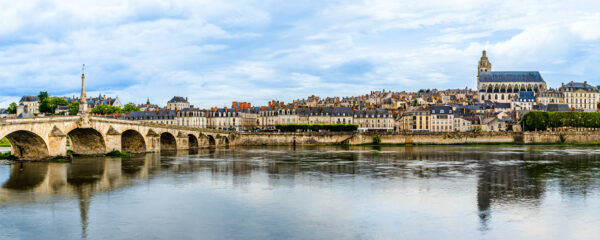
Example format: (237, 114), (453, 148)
(1, 146), (600, 240)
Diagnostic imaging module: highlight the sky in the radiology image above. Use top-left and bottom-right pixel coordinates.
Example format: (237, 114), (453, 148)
(1, 0), (600, 108)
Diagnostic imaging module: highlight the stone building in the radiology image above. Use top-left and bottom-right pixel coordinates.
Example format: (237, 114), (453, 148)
(537, 91), (564, 105)
(353, 109), (394, 132)
(398, 107), (430, 132)
(167, 96), (190, 110)
(124, 110), (176, 125)
(16, 95), (40, 116)
(560, 81), (599, 112)
(477, 51), (547, 102)
(430, 105), (454, 132)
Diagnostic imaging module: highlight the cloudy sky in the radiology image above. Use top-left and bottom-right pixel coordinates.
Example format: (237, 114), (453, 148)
(1, 0), (599, 108)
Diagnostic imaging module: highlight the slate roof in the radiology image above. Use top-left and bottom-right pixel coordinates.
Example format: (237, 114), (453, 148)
(168, 96), (188, 103)
(518, 91), (536, 100)
(20, 95), (39, 102)
(479, 71), (545, 83)
(494, 102), (511, 109)
(431, 105), (453, 114)
(562, 82), (599, 92)
(547, 103), (571, 112)
(125, 110), (175, 120)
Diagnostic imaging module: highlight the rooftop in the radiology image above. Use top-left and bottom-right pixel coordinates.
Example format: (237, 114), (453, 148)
(479, 71), (545, 83)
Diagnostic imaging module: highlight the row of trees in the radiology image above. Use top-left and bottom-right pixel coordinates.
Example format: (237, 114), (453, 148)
(521, 111), (600, 131)
(275, 124), (358, 132)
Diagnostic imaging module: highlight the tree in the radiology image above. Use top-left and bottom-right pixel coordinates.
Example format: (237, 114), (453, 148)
(7, 102), (17, 114)
(91, 104), (122, 115)
(37, 91), (48, 102)
(122, 102), (140, 113)
(38, 96), (68, 114)
(39, 99), (52, 114)
(49, 97), (68, 109)
(68, 102), (79, 116)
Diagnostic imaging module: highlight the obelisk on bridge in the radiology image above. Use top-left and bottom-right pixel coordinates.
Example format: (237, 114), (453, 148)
(78, 64), (90, 116)
(78, 64), (91, 126)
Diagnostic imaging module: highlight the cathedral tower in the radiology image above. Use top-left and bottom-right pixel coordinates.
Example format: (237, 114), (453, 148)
(477, 50), (491, 81)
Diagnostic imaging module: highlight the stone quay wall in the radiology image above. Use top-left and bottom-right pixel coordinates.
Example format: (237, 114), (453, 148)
(236, 131), (600, 146)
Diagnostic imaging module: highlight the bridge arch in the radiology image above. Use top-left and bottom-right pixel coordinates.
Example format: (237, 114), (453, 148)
(222, 136), (230, 146)
(207, 135), (216, 146)
(2, 130), (49, 160)
(121, 130), (147, 153)
(68, 128), (107, 155)
(188, 134), (198, 149)
(160, 132), (177, 150)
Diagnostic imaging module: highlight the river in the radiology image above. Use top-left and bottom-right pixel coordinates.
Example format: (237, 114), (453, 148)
(1, 146), (599, 239)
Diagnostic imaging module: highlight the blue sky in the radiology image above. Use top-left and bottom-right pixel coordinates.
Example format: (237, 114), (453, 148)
(1, 0), (600, 108)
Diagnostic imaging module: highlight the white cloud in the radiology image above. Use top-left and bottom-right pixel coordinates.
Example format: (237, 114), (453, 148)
(1, 0), (600, 108)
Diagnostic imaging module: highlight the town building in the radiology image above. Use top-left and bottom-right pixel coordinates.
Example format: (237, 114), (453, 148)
(17, 95), (40, 117)
(167, 96), (191, 110)
(430, 105), (454, 132)
(560, 81), (599, 112)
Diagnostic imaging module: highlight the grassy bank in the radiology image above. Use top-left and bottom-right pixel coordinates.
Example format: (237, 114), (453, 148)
(106, 150), (133, 157)
(0, 151), (17, 160)
(0, 137), (10, 147)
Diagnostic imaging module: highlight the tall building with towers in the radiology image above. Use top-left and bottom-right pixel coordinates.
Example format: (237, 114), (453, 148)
(476, 51), (546, 103)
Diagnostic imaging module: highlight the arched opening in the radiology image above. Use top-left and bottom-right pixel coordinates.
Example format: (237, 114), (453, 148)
(188, 134), (198, 149)
(223, 136), (230, 146)
(68, 128), (106, 155)
(160, 132), (177, 150)
(121, 130), (147, 153)
(207, 135), (216, 146)
(3, 130), (50, 160)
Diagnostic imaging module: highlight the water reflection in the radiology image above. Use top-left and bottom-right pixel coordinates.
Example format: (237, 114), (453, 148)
(1, 146), (600, 239)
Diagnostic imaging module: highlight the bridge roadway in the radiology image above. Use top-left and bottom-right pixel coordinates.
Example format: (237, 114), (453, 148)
(0, 115), (235, 160)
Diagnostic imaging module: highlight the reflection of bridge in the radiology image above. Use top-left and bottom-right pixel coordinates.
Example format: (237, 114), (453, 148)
(0, 116), (235, 160)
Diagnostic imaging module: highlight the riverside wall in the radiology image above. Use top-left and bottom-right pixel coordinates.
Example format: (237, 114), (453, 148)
(235, 131), (600, 146)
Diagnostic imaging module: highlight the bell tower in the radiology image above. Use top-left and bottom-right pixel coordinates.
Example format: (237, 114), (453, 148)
(478, 50), (491, 81)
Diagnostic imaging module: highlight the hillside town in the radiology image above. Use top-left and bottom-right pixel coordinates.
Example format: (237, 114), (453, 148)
(2, 51), (597, 132)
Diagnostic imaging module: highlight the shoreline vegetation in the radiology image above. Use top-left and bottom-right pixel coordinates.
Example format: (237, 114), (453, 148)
(0, 137), (10, 147)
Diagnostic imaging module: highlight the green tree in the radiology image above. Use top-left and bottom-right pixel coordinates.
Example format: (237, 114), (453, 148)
(372, 135), (382, 144)
(68, 102), (79, 115)
(91, 104), (122, 115)
(49, 97), (68, 109)
(39, 99), (52, 113)
(7, 102), (17, 114)
(37, 91), (53, 114)
(37, 91), (48, 102)
(122, 102), (140, 113)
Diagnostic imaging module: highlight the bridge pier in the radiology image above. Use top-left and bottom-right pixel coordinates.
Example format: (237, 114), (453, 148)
(176, 137), (189, 150)
(47, 135), (67, 157)
(146, 136), (161, 152)
(105, 134), (122, 152)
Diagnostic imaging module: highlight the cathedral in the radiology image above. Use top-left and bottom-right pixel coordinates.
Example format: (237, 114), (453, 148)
(477, 51), (547, 103)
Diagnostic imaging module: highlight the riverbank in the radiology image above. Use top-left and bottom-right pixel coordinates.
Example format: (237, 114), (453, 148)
(235, 131), (600, 146)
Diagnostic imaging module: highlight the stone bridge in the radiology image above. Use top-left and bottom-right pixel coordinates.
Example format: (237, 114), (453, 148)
(0, 116), (235, 160)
